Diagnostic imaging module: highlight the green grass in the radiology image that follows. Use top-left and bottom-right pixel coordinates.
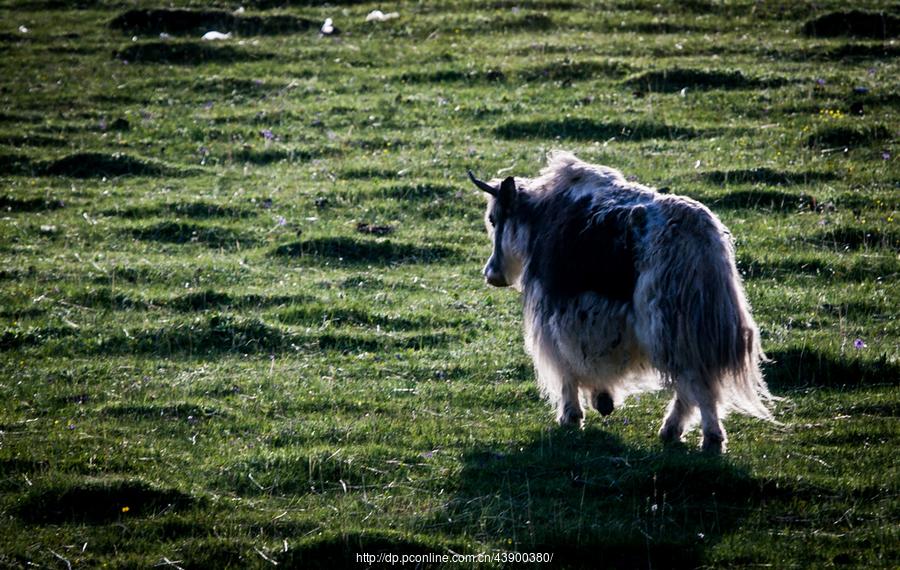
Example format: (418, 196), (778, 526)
(1, 0), (898, 568)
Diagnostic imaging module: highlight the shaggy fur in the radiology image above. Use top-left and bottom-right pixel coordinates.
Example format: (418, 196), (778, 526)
(473, 151), (776, 453)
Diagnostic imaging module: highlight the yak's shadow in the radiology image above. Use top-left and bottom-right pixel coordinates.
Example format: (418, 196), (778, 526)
(440, 427), (779, 569)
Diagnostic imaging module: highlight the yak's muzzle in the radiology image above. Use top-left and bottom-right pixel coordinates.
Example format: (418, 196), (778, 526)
(483, 264), (509, 287)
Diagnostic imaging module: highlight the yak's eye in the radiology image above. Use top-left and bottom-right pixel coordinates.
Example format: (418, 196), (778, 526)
(488, 214), (496, 226)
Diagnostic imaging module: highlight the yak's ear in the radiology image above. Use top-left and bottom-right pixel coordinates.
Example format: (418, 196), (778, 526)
(499, 176), (517, 206)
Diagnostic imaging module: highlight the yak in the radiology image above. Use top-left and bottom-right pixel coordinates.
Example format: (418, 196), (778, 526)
(468, 151), (776, 453)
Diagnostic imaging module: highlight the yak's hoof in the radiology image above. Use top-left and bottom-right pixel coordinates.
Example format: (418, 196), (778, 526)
(593, 392), (614, 416)
(658, 425), (685, 445)
(701, 433), (726, 454)
(558, 405), (584, 428)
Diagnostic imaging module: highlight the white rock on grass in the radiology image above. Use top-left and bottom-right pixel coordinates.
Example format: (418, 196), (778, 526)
(201, 31), (232, 41)
(366, 10), (399, 22)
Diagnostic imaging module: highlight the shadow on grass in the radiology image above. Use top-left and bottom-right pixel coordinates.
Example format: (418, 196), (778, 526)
(518, 59), (636, 81)
(0, 133), (69, 148)
(104, 201), (256, 220)
(0, 194), (65, 212)
(110, 8), (314, 36)
(464, 12), (555, 33)
(399, 67), (507, 84)
(822, 43), (900, 59)
(276, 305), (471, 331)
(764, 348), (900, 389)
(16, 478), (196, 524)
(128, 221), (257, 250)
(43, 152), (180, 178)
(100, 402), (227, 421)
(802, 10), (900, 38)
(275, 532), (449, 568)
(100, 315), (284, 356)
(702, 168), (835, 187)
(272, 237), (458, 265)
(436, 429), (783, 569)
(115, 42), (272, 65)
(808, 227), (899, 252)
(806, 124), (891, 148)
(229, 146), (328, 165)
(94, 315), (455, 357)
(338, 166), (399, 180)
(495, 118), (700, 141)
(737, 253), (898, 282)
(1, 326), (75, 351)
(623, 68), (787, 93)
(165, 290), (312, 312)
(710, 190), (817, 212)
(621, 21), (705, 34)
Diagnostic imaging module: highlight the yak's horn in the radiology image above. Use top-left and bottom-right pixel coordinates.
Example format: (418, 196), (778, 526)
(467, 170), (498, 196)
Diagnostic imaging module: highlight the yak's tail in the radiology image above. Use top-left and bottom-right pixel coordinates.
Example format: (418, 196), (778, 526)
(649, 203), (778, 421)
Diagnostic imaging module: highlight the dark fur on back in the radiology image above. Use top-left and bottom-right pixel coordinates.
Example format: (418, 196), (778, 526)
(525, 191), (639, 303)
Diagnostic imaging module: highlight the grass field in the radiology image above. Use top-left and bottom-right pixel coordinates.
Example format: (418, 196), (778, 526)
(0, 0), (898, 567)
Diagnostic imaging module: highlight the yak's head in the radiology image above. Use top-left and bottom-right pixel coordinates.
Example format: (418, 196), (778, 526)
(468, 170), (524, 289)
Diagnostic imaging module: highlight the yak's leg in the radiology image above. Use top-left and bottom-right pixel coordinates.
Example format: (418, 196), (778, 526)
(658, 389), (696, 444)
(695, 386), (727, 454)
(557, 377), (584, 428)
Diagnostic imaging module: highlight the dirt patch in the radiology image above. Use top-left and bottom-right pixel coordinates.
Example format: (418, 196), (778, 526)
(169, 201), (253, 218)
(356, 223), (394, 236)
(495, 118), (700, 141)
(129, 221), (255, 249)
(624, 68), (786, 92)
(110, 9), (315, 36)
(115, 41), (272, 65)
(379, 184), (456, 200)
(802, 11), (900, 38)
(273, 237), (457, 265)
(16, 478), (195, 524)
(43, 152), (174, 178)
